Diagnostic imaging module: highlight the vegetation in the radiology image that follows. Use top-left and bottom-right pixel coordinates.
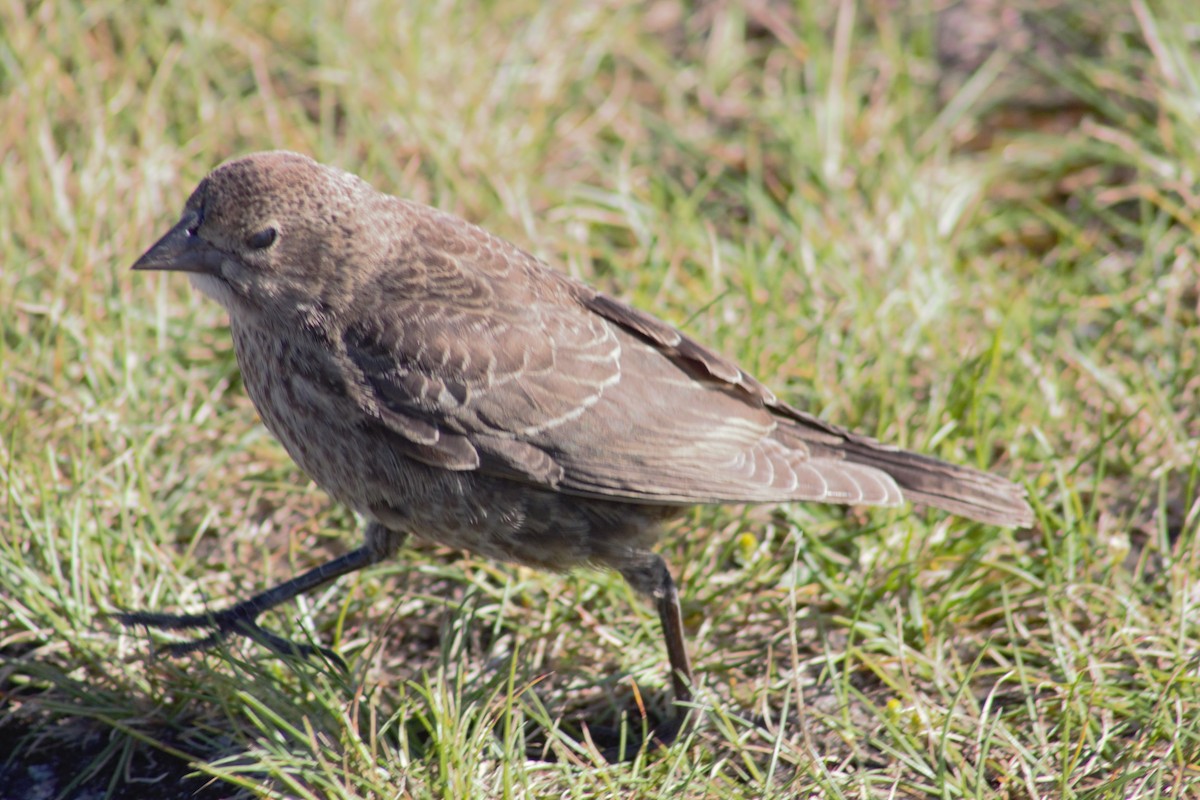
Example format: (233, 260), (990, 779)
(1, 1), (1197, 797)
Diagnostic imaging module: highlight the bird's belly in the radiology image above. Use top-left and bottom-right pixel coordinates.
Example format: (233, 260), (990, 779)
(229, 323), (673, 572)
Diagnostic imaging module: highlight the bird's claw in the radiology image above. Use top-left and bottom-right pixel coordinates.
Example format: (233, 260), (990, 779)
(114, 607), (346, 669)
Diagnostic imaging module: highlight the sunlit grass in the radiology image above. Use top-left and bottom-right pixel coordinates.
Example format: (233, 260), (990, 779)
(2, 0), (1198, 797)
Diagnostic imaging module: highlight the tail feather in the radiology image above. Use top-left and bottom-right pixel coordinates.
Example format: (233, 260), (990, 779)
(840, 439), (1034, 527)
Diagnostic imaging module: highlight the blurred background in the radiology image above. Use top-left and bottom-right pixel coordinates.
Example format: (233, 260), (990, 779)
(1, 1), (1197, 797)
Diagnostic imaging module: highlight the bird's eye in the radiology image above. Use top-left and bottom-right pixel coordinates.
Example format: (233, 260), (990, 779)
(246, 227), (278, 250)
(184, 207), (203, 236)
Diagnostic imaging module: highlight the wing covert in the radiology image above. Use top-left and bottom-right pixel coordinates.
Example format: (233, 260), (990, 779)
(333, 199), (903, 508)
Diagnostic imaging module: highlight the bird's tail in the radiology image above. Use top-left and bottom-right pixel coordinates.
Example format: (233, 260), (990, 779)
(840, 439), (1034, 527)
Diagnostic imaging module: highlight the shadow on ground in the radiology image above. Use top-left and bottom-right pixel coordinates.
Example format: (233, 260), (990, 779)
(0, 704), (249, 800)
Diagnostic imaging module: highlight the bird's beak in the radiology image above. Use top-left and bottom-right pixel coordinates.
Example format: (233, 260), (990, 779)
(132, 212), (225, 275)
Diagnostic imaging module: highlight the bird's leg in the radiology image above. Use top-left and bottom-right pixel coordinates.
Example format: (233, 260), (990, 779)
(653, 565), (694, 707)
(620, 554), (694, 708)
(116, 523), (406, 663)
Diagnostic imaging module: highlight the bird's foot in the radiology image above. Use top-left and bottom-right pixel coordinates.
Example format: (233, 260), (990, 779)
(114, 604), (345, 667)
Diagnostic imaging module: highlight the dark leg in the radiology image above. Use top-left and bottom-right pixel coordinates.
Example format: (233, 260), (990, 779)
(116, 522), (406, 662)
(654, 568), (693, 705)
(619, 554), (694, 707)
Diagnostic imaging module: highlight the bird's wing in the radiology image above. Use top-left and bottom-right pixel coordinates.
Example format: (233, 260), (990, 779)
(337, 202), (901, 507)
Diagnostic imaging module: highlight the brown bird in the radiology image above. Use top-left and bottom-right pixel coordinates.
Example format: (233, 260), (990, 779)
(120, 151), (1033, 711)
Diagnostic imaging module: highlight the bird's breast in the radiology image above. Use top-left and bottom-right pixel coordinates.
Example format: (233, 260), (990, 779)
(228, 321), (372, 498)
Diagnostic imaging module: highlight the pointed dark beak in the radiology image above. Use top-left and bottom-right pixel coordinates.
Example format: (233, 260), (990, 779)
(132, 211), (225, 275)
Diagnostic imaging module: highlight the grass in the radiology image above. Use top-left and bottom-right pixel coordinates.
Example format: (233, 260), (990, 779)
(2, 0), (1199, 797)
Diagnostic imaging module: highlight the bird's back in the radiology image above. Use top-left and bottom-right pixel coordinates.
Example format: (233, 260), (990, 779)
(246, 193), (1032, 527)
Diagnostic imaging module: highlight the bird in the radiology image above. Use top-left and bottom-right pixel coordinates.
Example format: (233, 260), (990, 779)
(119, 151), (1034, 714)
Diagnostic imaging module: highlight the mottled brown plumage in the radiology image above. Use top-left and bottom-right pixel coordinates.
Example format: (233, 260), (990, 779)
(120, 151), (1033, 715)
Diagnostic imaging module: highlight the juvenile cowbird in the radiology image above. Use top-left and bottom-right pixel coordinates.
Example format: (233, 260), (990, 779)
(121, 151), (1033, 709)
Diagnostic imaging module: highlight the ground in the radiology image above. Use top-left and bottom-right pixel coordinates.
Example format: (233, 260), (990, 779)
(1, 1), (1198, 797)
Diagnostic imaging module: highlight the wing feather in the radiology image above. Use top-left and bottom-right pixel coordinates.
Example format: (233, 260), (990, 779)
(330, 198), (1030, 525)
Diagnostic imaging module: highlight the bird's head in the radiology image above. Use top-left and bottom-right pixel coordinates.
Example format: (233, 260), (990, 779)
(133, 151), (377, 318)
